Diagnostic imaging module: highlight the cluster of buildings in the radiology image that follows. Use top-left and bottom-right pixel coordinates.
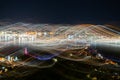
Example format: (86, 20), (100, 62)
(0, 30), (55, 43)
(0, 56), (19, 63)
(0, 56), (19, 74)
(0, 31), (36, 42)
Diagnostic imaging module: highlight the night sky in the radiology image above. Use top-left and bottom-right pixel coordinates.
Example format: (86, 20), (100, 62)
(0, 0), (120, 24)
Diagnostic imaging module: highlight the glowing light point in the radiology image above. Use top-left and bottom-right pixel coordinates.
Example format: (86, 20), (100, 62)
(53, 58), (58, 62)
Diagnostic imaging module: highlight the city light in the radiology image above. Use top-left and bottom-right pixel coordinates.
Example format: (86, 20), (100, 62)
(0, 23), (119, 79)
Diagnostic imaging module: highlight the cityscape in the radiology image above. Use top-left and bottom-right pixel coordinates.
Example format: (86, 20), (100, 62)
(0, 0), (120, 80)
(0, 22), (119, 80)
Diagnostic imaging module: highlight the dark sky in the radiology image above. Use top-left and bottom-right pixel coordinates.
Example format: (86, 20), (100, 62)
(0, 0), (120, 24)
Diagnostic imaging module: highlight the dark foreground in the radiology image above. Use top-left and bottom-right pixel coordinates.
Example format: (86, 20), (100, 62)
(1, 58), (120, 80)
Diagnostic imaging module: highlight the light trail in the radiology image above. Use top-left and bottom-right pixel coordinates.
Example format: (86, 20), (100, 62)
(0, 23), (119, 69)
(24, 47), (58, 60)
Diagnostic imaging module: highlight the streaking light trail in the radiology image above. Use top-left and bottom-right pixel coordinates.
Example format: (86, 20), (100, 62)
(0, 23), (120, 79)
(24, 47), (60, 60)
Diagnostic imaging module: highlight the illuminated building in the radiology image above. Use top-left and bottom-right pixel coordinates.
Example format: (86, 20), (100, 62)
(67, 34), (74, 39)
(37, 32), (42, 37)
(14, 56), (19, 61)
(0, 57), (5, 62)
